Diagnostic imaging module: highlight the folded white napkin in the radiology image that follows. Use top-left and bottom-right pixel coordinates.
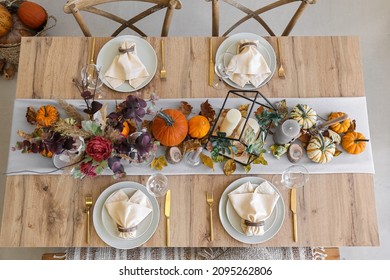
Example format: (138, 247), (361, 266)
(104, 189), (152, 239)
(228, 181), (280, 236)
(104, 41), (150, 89)
(227, 39), (271, 88)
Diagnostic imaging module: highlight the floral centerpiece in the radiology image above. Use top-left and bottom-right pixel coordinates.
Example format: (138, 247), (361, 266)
(13, 78), (159, 179)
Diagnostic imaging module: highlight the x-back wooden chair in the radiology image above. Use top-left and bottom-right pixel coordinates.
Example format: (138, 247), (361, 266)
(210, 0), (316, 36)
(64, 0), (182, 37)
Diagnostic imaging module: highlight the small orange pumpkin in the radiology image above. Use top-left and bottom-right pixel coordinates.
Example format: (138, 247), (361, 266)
(0, 5), (13, 37)
(328, 112), (351, 134)
(341, 132), (369, 154)
(17, 2), (47, 30)
(151, 109), (188, 147)
(121, 121), (131, 137)
(36, 105), (59, 127)
(188, 115), (210, 139)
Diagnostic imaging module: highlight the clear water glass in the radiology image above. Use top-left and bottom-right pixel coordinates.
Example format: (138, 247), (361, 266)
(213, 52), (236, 90)
(272, 165), (309, 189)
(81, 64), (105, 98)
(146, 173), (169, 197)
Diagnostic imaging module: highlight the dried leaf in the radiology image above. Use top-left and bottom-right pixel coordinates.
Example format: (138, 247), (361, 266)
(252, 153), (268, 165)
(25, 107), (36, 125)
(274, 99), (288, 120)
(199, 153), (214, 171)
(334, 147), (343, 157)
(244, 164), (251, 173)
(346, 119), (357, 133)
(298, 130), (311, 145)
(200, 100), (215, 122)
(270, 144), (289, 159)
(151, 156), (168, 171)
(327, 129), (341, 144)
(178, 101), (193, 116)
(17, 129), (34, 141)
(181, 139), (201, 153)
(238, 104), (249, 118)
(211, 154), (226, 163)
(223, 159), (236, 176)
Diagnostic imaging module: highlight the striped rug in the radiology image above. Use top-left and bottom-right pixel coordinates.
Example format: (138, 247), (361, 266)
(66, 247), (316, 260)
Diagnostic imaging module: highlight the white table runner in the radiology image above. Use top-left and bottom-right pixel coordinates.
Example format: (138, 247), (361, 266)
(6, 97), (374, 176)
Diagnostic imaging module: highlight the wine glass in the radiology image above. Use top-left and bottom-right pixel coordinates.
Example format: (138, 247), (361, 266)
(213, 52), (236, 90)
(271, 165), (309, 189)
(146, 173), (169, 197)
(81, 64), (105, 98)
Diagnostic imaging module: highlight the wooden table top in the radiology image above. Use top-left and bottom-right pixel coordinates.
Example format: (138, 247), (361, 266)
(0, 36), (379, 247)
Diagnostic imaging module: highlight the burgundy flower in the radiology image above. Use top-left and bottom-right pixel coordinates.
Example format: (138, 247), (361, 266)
(80, 161), (97, 177)
(86, 136), (112, 162)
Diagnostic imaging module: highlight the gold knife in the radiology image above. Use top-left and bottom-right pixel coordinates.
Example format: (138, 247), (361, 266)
(290, 187), (298, 242)
(165, 189), (171, 247)
(209, 37), (214, 86)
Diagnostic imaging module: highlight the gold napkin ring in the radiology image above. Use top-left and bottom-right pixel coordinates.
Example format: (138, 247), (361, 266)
(117, 225), (137, 233)
(244, 220), (264, 227)
(238, 42), (257, 53)
(119, 46), (135, 54)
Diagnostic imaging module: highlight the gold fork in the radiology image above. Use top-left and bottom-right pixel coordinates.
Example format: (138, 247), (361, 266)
(160, 39), (167, 79)
(276, 37), (285, 78)
(206, 191), (214, 241)
(85, 196), (93, 244)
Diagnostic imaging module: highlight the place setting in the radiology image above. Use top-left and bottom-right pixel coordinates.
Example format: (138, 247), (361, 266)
(212, 32), (276, 90)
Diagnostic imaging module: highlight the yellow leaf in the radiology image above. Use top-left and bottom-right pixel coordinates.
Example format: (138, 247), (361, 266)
(334, 148), (343, 157)
(252, 153), (268, 165)
(244, 164), (251, 173)
(199, 153), (214, 171)
(224, 159), (236, 176)
(151, 156), (168, 171)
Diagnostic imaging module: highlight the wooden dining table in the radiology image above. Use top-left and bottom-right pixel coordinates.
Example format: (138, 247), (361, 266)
(0, 36), (379, 248)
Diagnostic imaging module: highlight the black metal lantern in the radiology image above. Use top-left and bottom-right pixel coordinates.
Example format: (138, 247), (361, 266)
(209, 90), (276, 165)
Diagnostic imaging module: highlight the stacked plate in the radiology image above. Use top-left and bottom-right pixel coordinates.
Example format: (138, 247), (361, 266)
(215, 32), (276, 89)
(96, 35), (157, 93)
(219, 177), (285, 244)
(93, 181), (160, 249)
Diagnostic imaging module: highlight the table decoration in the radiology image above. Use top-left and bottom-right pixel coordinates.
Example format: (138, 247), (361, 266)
(8, 97), (375, 176)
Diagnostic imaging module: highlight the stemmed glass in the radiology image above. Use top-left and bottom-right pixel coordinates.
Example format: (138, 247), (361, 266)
(271, 165), (309, 189)
(213, 52), (237, 90)
(146, 173), (169, 197)
(80, 64), (105, 99)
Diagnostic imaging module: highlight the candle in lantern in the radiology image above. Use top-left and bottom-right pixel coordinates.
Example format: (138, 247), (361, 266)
(219, 109), (241, 137)
(273, 119), (301, 145)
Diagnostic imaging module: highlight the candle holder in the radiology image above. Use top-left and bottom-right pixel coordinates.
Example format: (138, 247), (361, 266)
(210, 90), (276, 165)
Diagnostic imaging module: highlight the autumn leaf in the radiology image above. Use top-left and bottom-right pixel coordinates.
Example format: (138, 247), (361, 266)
(223, 159), (236, 176)
(244, 164), (251, 173)
(181, 139), (201, 153)
(346, 119), (357, 133)
(334, 147), (343, 157)
(200, 153), (214, 171)
(200, 100), (215, 122)
(25, 107), (36, 125)
(270, 144), (289, 159)
(252, 153), (268, 165)
(151, 156), (168, 170)
(238, 104), (249, 118)
(274, 99), (288, 121)
(178, 101), (193, 116)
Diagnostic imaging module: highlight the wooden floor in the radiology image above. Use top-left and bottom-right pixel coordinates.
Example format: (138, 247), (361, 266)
(42, 248), (340, 260)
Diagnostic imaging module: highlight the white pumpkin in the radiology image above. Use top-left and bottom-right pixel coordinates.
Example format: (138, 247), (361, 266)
(290, 104), (317, 129)
(307, 135), (335, 163)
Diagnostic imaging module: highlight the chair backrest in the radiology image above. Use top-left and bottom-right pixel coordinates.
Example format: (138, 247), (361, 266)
(210, 0), (316, 37)
(64, 0), (182, 37)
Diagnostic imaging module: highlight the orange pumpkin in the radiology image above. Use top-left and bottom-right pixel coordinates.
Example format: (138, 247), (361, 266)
(328, 112), (351, 134)
(341, 132), (369, 154)
(17, 2), (47, 30)
(151, 109), (188, 146)
(121, 121), (131, 137)
(188, 115), (210, 139)
(0, 5), (13, 37)
(36, 105), (59, 127)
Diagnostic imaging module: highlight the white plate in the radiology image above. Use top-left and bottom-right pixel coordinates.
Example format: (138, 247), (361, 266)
(93, 181), (160, 249)
(225, 184), (278, 235)
(215, 32), (276, 89)
(102, 188), (153, 240)
(96, 35), (157, 93)
(219, 177), (285, 244)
